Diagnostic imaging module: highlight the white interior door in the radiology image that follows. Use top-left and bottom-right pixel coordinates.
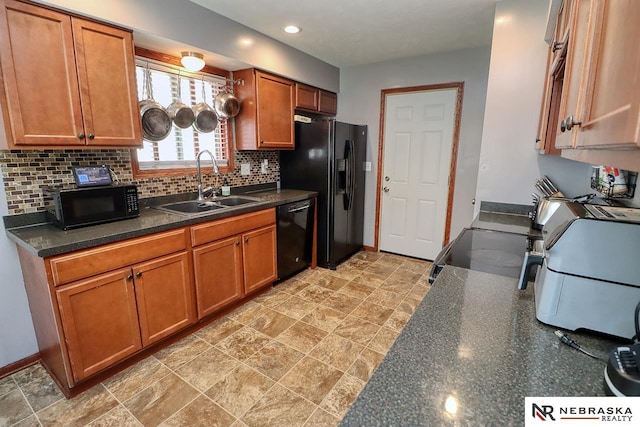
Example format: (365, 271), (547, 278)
(380, 88), (457, 260)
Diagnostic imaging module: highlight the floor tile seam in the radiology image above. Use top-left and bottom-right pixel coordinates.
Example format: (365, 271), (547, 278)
(270, 353), (339, 406)
(154, 336), (215, 372)
(114, 367), (181, 411)
(168, 390), (238, 426)
(8, 382), (38, 427)
(215, 359), (283, 421)
(315, 371), (364, 420)
(99, 386), (143, 427)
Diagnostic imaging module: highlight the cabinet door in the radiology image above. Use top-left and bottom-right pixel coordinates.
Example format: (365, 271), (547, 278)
(133, 252), (196, 347)
(242, 225), (277, 294)
(573, 0), (640, 149)
(56, 268), (141, 382)
(295, 83), (318, 111)
(554, 0), (592, 149)
(0, 0), (84, 146)
(193, 236), (244, 319)
(318, 90), (337, 116)
(256, 71), (295, 149)
(72, 18), (142, 147)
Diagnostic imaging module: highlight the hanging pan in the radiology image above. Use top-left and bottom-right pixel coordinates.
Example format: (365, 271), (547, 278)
(139, 65), (172, 141)
(214, 86), (240, 119)
(192, 77), (218, 133)
(167, 72), (195, 129)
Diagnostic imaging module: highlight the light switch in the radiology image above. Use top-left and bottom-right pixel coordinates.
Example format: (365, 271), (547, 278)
(241, 163), (251, 175)
(364, 161), (372, 172)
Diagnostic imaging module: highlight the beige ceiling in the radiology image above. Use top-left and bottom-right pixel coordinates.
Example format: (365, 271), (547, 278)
(188, 0), (497, 67)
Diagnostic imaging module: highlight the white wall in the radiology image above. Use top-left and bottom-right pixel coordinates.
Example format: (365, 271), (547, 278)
(0, 171), (37, 367)
(338, 46), (492, 247)
(475, 0), (595, 209)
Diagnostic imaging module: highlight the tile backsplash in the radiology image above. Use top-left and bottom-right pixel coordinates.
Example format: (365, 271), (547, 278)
(0, 149), (279, 215)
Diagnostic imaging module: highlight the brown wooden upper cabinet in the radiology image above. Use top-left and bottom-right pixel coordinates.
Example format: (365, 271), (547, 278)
(295, 83), (338, 116)
(234, 68), (295, 150)
(0, 0), (142, 149)
(538, 0), (640, 171)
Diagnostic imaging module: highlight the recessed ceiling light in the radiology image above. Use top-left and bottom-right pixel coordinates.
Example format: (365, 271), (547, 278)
(284, 25), (301, 34)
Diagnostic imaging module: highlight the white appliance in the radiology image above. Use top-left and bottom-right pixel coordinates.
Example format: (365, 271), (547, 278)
(524, 202), (640, 339)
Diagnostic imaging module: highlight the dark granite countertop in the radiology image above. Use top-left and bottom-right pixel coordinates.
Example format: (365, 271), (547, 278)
(471, 201), (541, 237)
(341, 266), (619, 426)
(5, 189), (316, 257)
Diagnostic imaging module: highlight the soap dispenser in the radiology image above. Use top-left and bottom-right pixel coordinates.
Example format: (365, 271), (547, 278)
(221, 178), (231, 196)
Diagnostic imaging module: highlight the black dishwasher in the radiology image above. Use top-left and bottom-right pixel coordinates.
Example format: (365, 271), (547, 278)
(276, 199), (315, 281)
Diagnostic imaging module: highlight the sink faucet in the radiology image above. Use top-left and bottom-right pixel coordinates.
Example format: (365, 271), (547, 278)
(196, 150), (219, 201)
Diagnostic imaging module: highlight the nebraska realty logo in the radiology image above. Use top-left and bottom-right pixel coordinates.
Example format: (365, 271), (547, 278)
(525, 397), (640, 426)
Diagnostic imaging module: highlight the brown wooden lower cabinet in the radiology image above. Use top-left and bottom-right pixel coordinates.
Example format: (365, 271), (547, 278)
(133, 252), (195, 347)
(56, 268), (142, 383)
(243, 225), (277, 294)
(17, 210), (280, 395)
(193, 210), (277, 318)
(193, 236), (244, 318)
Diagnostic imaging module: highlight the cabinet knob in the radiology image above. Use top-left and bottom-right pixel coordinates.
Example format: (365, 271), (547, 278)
(244, 237), (249, 243)
(564, 115), (583, 131)
(552, 41), (564, 53)
(127, 274), (133, 281)
(78, 133), (85, 139)
(236, 241), (240, 246)
(88, 133), (95, 140)
(136, 271), (142, 278)
(259, 140), (264, 145)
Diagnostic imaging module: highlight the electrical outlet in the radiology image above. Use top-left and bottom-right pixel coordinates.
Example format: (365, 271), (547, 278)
(261, 159), (268, 174)
(241, 163), (251, 175)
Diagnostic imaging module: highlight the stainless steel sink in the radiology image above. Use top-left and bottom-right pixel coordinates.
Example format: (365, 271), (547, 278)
(213, 196), (260, 207)
(154, 196), (260, 217)
(155, 200), (226, 216)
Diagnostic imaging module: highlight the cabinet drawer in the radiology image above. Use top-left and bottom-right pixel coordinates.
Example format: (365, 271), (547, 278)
(50, 228), (189, 286)
(191, 209), (276, 246)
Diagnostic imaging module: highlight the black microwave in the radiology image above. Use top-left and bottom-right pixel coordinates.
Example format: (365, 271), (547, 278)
(44, 185), (139, 230)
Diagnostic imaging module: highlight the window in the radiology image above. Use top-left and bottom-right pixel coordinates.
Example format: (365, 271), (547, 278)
(131, 54), (233, 177)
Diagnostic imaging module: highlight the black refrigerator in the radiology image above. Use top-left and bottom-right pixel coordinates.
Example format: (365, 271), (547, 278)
(280, 119), (367, 269)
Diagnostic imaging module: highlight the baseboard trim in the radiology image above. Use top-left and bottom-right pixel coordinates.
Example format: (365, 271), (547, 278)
(363, 245), (376, 252)
(0, 353), (41, 379)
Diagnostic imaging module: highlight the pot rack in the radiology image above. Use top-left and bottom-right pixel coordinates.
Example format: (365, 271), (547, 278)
(135, 57), (244, 88)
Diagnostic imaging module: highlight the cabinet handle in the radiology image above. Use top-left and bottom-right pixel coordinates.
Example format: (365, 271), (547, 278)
(552, 41), (564, 52)
(244, 237), (249, 243)
(136, 271), (142, 278)
(88, 133), (95, 140)
(127, 274), (133, 281)
(564, 115), (583, 131)
(78, 133), (85, 139)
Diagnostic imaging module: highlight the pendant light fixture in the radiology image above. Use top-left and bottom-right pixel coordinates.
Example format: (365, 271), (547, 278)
(181, 51), (205, 72)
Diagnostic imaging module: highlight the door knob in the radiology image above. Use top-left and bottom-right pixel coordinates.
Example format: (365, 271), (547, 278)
(385, 176), (390, 182)
(383, 187), (389, 193)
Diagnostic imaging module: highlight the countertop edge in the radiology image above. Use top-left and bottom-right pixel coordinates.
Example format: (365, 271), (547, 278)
(5, 190), (318, 258)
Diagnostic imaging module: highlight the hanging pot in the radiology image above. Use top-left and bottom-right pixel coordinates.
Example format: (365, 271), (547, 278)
(213, 87), (240, 119)
(167, 73), (195, 129)
(192, 77), (218, 133)
(139, 66), (172, 141)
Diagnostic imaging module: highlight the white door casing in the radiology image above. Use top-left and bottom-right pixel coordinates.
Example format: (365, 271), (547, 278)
(379, 88), (458, 260)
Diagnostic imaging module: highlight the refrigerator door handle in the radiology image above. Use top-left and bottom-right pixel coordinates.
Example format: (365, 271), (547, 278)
(343, 140), (353, 210)
(349, 139), (356, 210)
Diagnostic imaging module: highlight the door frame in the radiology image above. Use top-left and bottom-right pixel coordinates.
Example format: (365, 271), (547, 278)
(373, 82), (464, 253)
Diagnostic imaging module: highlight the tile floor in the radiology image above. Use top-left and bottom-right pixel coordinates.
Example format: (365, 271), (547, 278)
(0, 251), (432, 427)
